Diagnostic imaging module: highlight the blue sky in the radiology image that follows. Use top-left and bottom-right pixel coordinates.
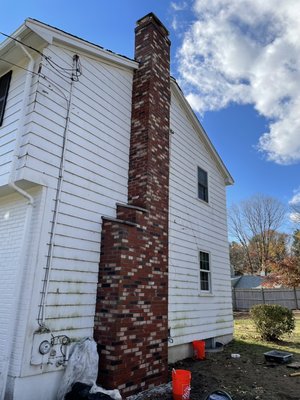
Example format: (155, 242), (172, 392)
(1, 0), (300, 231)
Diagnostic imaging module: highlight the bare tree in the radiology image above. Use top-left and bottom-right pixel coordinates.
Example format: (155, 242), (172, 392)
(229, 241), (247, 275)
(228, 195), (286, 275)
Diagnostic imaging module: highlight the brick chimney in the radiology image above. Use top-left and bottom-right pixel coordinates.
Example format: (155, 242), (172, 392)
(94, 13), (170, 396)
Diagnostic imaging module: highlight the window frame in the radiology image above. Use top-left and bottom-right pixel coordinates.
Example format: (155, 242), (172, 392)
(199, 251), (212, 293)
(197, 166), (208, 203)
(0, 70), (12, 127)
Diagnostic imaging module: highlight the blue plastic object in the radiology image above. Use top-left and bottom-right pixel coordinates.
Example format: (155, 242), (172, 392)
(205, 390), (233, 400)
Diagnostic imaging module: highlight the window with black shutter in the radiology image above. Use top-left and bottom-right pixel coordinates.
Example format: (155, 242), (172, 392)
(0, 70), (12, 126)
(197, 166), (208, 202)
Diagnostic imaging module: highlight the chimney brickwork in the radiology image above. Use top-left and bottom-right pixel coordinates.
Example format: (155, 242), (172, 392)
(94, 13), (170, 396)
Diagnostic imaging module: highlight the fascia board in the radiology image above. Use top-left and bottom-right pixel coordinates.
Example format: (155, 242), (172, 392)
(25, 18), (139, 70)
(171, 78), (234, 186)
(0, 24), (28, 53)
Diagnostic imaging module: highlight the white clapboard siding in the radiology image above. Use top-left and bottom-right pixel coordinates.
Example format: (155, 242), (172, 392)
(20, 43), (134, 338)
(50, 257), (100, 273)
(50, 268), (99, 283)
(43, 316), (95, 332)
(171, 307), (231, 321)
(171, 326), (234, 346)
(45, 292), (96, 307)
(168, 89), (233, 346)
(0, 66), (26, 186)
(45, 304), (96, 319)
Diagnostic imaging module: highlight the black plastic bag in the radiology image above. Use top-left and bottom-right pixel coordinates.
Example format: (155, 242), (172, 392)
(65, 383), (114, 400)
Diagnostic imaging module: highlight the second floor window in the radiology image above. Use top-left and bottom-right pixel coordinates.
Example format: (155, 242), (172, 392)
(0, 70), (12, 126)
(198, 166), (208, 202)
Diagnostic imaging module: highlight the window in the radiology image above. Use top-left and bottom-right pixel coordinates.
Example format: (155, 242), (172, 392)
(0, 70), (12, 126)
(199, 251), (211, 292)
(198, 166), (208, 202)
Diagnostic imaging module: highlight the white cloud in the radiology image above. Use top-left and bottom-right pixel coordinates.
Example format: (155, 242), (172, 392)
(177, 0), (300, 164)
(289, 189), (300, 206)
(171, 16), (178, 31)
(290, 212), (300, 223)
(171, 1), (188, 11)
(288, 188), (300, 223)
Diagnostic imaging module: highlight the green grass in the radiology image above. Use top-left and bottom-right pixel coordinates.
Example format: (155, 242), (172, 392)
(232, 311), (300, 356)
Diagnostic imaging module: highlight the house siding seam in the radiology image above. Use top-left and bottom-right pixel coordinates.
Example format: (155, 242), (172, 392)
(94, 13), (170, 396)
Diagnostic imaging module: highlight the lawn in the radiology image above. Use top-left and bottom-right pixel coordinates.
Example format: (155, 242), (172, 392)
(148, 312), (300, 399)
(233, 311), (300, 355)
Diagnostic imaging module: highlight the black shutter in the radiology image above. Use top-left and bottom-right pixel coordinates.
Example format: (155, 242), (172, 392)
(0, 70), (12, 126)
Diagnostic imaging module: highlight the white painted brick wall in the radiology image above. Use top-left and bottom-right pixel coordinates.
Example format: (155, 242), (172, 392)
(0, 193), (27, 377)
(0, 187), (42, 379)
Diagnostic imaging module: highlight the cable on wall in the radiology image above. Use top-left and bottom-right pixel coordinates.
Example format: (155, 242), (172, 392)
(0, 47), (82, 328)
(37, 54), (80, 328)
(0, 31), (79, 73)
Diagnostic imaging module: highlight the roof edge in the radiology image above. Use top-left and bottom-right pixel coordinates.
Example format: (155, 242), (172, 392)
(25, 18), (139, 70)
(0, 23), (28, 52)
(170, 77), (234, 186)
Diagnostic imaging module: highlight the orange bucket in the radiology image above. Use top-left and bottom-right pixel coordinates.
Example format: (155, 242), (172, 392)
(172, 369), (191, 400)
(192, 340), (205, 360)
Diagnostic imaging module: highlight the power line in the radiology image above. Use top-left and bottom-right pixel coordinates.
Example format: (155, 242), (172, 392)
(0, 57), (71, 103)
(0, 57), (40, 76)
(0, 31), (78, 74)
(0, 31), (44, 57)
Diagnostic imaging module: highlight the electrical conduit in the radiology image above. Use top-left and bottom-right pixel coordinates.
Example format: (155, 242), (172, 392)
(38, 74), (75, 327)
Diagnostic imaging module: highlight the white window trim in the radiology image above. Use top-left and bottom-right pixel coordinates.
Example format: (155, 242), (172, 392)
(0, 70), (12, 127)
(199, 250), (213, 295)
(196, 166), (209, 205)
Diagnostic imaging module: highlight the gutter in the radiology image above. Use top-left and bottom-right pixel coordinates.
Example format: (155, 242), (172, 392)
(0, 42), (35, 400)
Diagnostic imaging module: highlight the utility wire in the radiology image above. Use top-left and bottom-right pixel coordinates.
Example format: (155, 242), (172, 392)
(0, 57), (70, 105)
(41, 61), (72, 83)
(0, 31), (44, 57)
(42, 75), (70, 103)
(0, 31), (80, 74)
(1, 53), (81, 89)
(45, 56), (75, 72)
(0, 57), (40, 76)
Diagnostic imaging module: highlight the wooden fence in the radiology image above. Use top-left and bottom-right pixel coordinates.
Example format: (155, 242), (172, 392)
(232, 288), (300, 311)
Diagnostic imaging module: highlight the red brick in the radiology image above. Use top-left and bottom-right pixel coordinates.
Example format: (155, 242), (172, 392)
(94, 13), (170, 397)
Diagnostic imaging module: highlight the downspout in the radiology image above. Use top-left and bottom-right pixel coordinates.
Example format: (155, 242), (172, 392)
(0, 43), (35, 400)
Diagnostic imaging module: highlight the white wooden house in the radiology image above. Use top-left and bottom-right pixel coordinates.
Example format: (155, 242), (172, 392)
(0, 14), (233, 400)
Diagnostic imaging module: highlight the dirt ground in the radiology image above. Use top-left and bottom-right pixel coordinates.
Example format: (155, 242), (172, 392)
(133, 342), (300, 400)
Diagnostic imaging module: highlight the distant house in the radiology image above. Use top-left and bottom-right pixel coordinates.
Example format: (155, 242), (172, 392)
(0, 14), (234, 400)
(232, 275), (265, 289)
(232, 274), (285, 289)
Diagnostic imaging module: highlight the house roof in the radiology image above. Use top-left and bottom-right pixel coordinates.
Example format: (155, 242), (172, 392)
(232, 275), (265, 289)
(0, 18), (233, 185)
(171, 78), (234, 185)
(0, 18), (139, 71)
